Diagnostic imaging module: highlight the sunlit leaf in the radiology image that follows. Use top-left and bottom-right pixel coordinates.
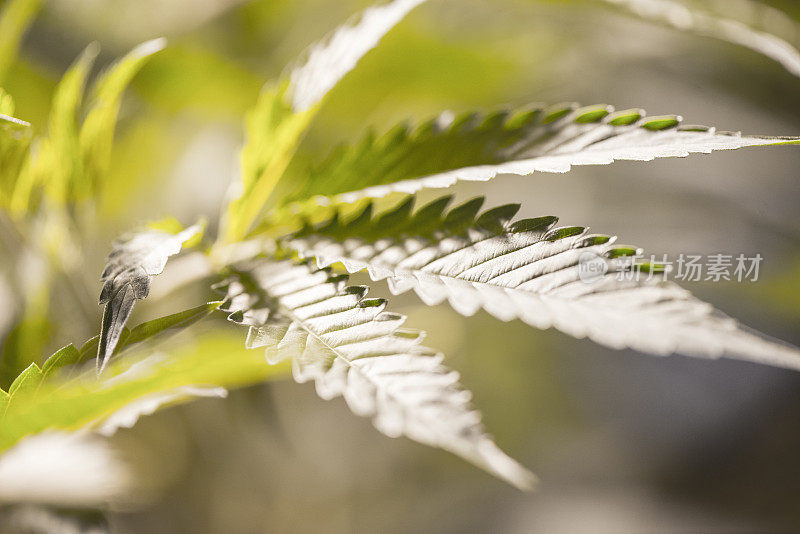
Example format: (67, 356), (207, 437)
(0, 332), (287, 453)
(269, 104), (800, 217)
(216, 259), (536, 490)
(224, 0), (426, 242)
(286, 195), (800, 372)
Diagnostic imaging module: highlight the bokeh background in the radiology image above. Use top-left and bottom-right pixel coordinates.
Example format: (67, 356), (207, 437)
(2, 0), (800, 532)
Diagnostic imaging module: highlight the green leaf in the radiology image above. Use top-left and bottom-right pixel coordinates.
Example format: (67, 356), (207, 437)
(0, 332), (289, 453)
(41, 344), (81, 379)
(7, 362), (41, 397)
(79, 38), (166, 198)
(0, 0), (42, 85)
(41, 301), (220, 383)
(122, 301), (221, 348)
(223, 0), (426, 242)
(18, 44), (98, 208)
(98, 223), (202, 372)
(285, 195), (800, 372)
(268, 104), (800, 219)
(216, 258), (535, 490)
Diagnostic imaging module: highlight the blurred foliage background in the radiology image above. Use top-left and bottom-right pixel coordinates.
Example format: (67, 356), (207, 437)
(2, 0), (800, 532)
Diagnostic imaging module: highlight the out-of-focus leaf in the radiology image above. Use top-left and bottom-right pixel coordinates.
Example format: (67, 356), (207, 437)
(0, 432), (132, 508)
(0, 332), (288, 453)
(0, 60), (56, 128)
(285, 0), (427, 113)
(11, 45), (98, 212)
(224, 0), (427, 242)
(217, 259), (536, 490)
(96, 384), (227, 437)
(602, 0), (800, 78)
(286, 195), (800, 372)
(0, 88), (13, 115)
(0, 90), (31, 205)
(0, 0), (42, 85)
(79, 38), (166, 198)
(98, 223), (201, 372)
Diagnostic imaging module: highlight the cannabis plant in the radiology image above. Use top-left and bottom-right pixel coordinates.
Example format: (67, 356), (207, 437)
(1, 0), (800, 510)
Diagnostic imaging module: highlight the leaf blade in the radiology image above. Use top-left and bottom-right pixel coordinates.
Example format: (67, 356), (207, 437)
(79, 38), (166, 198)
(97, 223), (201, 372)
(217, 259), (536, 489)
(286, 196), (800, 372)
(271, 104), (799, 217)
(224, 0), (426, 242)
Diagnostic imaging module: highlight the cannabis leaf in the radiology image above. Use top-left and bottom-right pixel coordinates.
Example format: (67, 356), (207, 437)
(80, 38), (166, 198)
(98, 224), (201, 372)
(216, 259), (536, 489)
(287, 0), (427, 112)
(9, 39), (165, 214)
(20, 43), (98, 206)
(225, 0), (426, 241)
(0, 330), (285, 454)
(269, 104), (799, 216)
(285, 196), (800, 372)
(602, 0), (800, 78)
(96, 384), (227, 437)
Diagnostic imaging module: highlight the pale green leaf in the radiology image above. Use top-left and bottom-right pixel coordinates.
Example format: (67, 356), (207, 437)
(40, 344), (81, 379)
(224, 0), (426, 242)
(19, 44), (98, 207)
(216, 258), (536, 490)
(0, 332), (288, 454)
(79, 38), (166, 198)
(286, 195), (800, 372)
